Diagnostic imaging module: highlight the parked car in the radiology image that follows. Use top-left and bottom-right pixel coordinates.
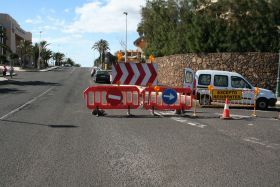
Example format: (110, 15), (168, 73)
(183, 69), (277, 110)
(93, 70), (111, 84)
(90, 66), (101, 77)
(64, 64), (72, 67)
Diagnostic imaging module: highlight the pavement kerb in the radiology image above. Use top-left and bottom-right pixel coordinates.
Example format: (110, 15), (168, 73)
(0, 66), (59, 81)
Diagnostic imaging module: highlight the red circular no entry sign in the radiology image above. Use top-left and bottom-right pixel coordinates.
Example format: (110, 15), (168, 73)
(106, 88), (123, 106)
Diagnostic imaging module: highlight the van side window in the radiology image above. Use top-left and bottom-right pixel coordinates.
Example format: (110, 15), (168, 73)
(214, 75), (228, 87)
(198, 74), (211, 86)
(231, 76), (251, 89)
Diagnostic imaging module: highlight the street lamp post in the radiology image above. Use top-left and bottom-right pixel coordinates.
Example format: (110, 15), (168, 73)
(38, 31), (42, 69)
(123, 12), (128, 62)
(276, 50), (280, 97)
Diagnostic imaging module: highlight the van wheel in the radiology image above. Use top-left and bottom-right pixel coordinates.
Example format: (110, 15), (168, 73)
(199, 95), (211, 106)
(256, 98), (268, 110)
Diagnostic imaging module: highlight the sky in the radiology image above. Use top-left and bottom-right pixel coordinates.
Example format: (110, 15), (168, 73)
(0, 0), (146, 67)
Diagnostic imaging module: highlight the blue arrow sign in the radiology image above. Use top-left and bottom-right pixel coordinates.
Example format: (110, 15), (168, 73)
(162, 88), (177, 105)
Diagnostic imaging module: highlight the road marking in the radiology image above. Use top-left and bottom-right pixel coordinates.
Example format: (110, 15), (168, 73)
(153, 111), (207, 128)
(0, 87), (53, 120)
(187, 122), (206, 128)
(215, 113), (251, 119)
(70, 68), (76, 74)
(248, 123), (254, 126)
(243, 137), (280, 149)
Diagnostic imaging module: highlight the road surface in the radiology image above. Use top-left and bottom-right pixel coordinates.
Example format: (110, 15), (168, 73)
(0, 67), (280, 186)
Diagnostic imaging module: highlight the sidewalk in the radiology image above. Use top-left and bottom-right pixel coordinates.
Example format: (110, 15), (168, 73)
(277, 97), (280, 107)
(0, 66), (59, 81)
(0, 77), (8, 81)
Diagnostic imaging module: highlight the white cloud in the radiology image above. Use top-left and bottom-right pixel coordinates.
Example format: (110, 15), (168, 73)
(47, 16), (65, 27)
(64, 0), (146, 33)
(25, 16), (43, 24)
(25, 19), (33, 24)
(64, 8), (70, 13)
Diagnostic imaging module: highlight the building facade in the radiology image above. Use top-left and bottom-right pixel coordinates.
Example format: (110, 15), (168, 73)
(0, 13), (32, 57)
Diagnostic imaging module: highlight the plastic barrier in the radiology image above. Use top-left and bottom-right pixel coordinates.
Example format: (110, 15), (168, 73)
(141, 86), (193, 113)
(83, 85), (140, 112)
(194, 87), (259, 117)
(196, 88), (257, 107)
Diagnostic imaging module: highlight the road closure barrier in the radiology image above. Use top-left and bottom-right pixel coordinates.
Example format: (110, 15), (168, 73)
(194, 86), (260, 117)
(83, 85), (140, 112)
(197, 88), (257, 107)
(141, 86), (193, 114)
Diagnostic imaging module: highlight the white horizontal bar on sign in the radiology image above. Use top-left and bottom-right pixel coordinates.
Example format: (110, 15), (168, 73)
(108, 94), (122, 100)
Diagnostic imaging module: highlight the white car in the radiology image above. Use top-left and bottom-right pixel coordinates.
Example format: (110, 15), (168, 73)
(183, 69), (277, 110)
(90, 66), (101, 77)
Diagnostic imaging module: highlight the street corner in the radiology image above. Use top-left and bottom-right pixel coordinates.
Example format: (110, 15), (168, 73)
(0, 77), (8, 81)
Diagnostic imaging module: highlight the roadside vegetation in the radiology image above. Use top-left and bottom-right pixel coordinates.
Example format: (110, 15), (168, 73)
(0, 27), (80, 68)
(137, 0), (280, 57)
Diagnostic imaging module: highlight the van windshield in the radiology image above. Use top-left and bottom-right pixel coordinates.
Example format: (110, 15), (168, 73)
(231, 76), (252, 89)
(184, 71), (193, 83)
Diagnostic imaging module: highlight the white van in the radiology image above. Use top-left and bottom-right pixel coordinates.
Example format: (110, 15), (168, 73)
(183, 69), (277, 110)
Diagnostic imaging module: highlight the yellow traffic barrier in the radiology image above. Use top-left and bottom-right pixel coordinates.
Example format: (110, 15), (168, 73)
(252, 87), (260, 117)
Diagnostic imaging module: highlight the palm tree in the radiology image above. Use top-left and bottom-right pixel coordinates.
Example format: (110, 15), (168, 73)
(41, 49), (52, 68)
(52, 52), (65, 66)
(65, 58), (74, 65)
(17, 40), (32, 67)
(32, 43), (39, 68)
(37, 40), (50, 69)
(92, 39), (110, 69)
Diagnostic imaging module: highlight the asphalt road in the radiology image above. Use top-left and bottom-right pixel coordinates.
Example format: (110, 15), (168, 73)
(0, 67), (280, 186)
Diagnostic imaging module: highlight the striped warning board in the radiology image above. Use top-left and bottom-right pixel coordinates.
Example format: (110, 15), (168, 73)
(112, 62), (157, 86)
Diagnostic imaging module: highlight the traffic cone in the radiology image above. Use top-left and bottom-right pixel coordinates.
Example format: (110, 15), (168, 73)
(221, 97), (232, 119)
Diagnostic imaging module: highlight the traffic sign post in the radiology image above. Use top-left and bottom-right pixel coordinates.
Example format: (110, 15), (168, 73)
(162, 88), (177, 105)
(106, 88), (123, 106)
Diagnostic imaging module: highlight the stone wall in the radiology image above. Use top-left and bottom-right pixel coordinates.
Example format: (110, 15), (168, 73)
(155, 52), (279, 91)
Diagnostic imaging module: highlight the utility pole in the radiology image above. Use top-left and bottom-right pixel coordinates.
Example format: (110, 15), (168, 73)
(123, 12), (127, 62)
(38, 31), (42, 69)
(276, 50), (280, 97)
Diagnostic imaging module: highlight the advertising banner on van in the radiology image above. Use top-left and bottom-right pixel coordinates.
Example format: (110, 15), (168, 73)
(212, 90), (242, 100)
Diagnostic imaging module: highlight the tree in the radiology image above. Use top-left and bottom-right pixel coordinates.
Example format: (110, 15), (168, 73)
(92, 39), (110, 69)
(64, 58), (75, 66)
(73, 64), (81, 67)
(138, 0), (280, 55)
(41, 49), (52, 68)
(37, 40), (50, 69)
(32, 43), (39, 68)
(52, 52), (65, 66)
(17, 40), (32, 67)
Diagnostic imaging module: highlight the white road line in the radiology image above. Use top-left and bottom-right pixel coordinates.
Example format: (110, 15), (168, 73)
(70, 68), (76, 74)
(248, 123), (254, 126)
(0, 87), (53, 120)
(154, 111), (207, 128)
(151, 111), (164, 118)
(214, 113), (251, 119)
(243, 137), (266, 146)
(243, 137), (280, 149)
